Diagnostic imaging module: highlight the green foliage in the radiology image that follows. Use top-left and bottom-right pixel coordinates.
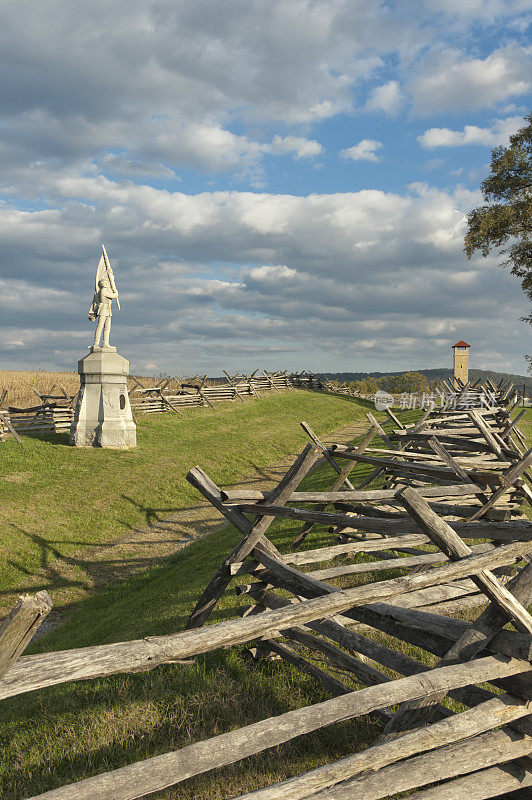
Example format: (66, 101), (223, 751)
(380, 371), (430, 394)
(355, 376), (379, 394)
(464, 112), (532, 329)
(351, 371), (430, 395)
(324, 368), (532, 392)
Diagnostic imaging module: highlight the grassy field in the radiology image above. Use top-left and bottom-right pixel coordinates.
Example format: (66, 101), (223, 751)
(1, 402), (530, 799)
(519, 404), (532, 443)
(0, 390), (375, 612)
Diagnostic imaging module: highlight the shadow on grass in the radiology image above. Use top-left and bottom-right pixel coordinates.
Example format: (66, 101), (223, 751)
(2, 409), (434, 798)
(2, 646), (381, 800)
(120, 493), (185, 528)
(2, 408), (414, 616)
(15, 430), (71, 446)
(2, 511), (220, 605)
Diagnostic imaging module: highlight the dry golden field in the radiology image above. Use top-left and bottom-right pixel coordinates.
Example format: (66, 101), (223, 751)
(0, 370), (163, 408)
(0, 369), (81, 407)
(0, 370), (212, 407)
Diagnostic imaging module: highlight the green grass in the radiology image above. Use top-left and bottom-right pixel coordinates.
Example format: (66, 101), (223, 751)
(0, 397), (416, 800)
(518, 406), (532, 446)
(0, 390), (374, 611)
(1, 403), (529, 799)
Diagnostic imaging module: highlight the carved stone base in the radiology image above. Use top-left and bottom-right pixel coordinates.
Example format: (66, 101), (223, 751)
(70, 349), (137, 449)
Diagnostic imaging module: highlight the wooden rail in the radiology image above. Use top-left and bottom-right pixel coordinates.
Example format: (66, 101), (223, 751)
(1, 379), (530, 798)
(127, 370), (315, 414)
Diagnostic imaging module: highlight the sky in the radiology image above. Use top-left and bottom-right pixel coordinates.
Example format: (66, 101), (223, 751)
(1, 0), (531, 378)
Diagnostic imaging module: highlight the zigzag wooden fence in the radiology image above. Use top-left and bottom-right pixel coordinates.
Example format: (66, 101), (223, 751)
(1, 388), (531, 798)
(127, 370), (302, 414)
(0, 385), (76, 440)
(1, 370), (528, 441)
(2, 366), (525, 441)
(0, 370), (317, 438)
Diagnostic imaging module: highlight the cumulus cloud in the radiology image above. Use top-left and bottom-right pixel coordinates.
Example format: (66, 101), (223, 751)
(247, 265), (299, 281)
(340, 139), (384, 161)
(423, 0), (530, 19)
(269, 136), (323, 159)
(418, 115), (525, 148)
(0, 1), (393, 130)
(0, 172), (528, 374)
(0, 2), (528, 184)
(0, 1), (387, 187)
(365, 81), (402, 115)
(410, 44), (531, 114)
(0, 1), (531, 374)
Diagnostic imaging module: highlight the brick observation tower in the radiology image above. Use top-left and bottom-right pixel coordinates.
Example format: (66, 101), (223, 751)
(452, 340), (470, 388)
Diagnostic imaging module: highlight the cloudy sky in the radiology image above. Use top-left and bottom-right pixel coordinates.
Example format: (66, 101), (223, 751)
(1, 0), (531, 377)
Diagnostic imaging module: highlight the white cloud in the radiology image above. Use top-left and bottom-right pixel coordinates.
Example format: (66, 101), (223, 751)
(99, 155), (178, 180)
(0, 2), (527, 185)
(411, 44), (531, 113)
(365, 81), (402, 116)
(422, 0), (530, 19)
(269, 135), (323, 159)
(0, 114), (323, 183)
(340, 139), (384, 162)
(163, 125), (264, 173)
(0, 2), (395, 184)
(418, 115), (524, 148)
(0, 1), (531, 374)
(247, 265), (299, 281)
(6, 176), (526, 375)
(0, 0), (392, 130)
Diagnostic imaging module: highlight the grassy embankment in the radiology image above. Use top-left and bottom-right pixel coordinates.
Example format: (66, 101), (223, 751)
(0, 389), (376, 612)
(1, 400), (529, 799)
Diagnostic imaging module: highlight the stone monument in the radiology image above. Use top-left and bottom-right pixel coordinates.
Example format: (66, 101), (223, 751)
(70, 245), (137, 448)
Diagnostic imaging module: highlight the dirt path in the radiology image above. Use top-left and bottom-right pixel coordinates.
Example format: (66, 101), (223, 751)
(17, 418), (368, 637)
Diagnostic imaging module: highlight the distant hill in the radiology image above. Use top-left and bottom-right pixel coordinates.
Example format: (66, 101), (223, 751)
(319, 367), (532, 394)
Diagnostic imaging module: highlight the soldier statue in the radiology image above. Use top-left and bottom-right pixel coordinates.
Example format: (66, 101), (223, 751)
(88, 246), (120, 349)
(71, 244), (136, 449)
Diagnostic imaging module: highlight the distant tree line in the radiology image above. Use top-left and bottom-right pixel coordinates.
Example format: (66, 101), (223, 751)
(345, 371), (432, 395)
(320, 368), (532, 394)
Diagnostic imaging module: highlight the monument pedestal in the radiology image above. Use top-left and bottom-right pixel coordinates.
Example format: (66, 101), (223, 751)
(70, 347), (137, 448)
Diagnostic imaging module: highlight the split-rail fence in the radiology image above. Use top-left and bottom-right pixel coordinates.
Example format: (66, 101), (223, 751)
(1, 378), (531, 798)
(0, 370), (332, 439)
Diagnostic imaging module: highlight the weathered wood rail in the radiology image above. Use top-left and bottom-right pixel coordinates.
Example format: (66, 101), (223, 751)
(1, 374), (530, 799)
(0, 369), (304, 437)
(0, 384), (75, 439)
(127, 370), (318, 414)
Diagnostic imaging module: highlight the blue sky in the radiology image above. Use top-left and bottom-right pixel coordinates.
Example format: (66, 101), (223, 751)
(0, 0), (531, 377)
